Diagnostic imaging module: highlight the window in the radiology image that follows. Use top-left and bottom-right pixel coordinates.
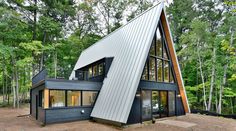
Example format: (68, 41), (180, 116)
(142, 90), (152, 120)
(82, 91), (98, 106)
(142, 63), (148, 80)
(164, 61), (169, 82)
(157, 59), (162, 81)
(49, 90), (65, 107)
(88, 67), (92, 78)
(98, 63), (104, 75)
(93, 65), (98, 76)
(39, 90), (44, 107)
(170, 68), (174, 83)
(149, 57), (156, 81)
(156, 29), (162, 57)
(67, 91), (81, 106)
(150, 40), (155, 56)
(168, 91), (176, 116)
(141, 25), (175, 83)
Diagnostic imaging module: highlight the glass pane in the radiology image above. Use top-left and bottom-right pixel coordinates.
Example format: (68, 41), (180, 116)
(170, 67), (174, 83)
(168, 91), (176, 116)
(149, 57), (156, 81)
(150, 40), (155, 56)
(88, 67), (92, 78)
(164, 61), (169, 82)
(142, 63), (148, 80)
(49, 90), (65, 107)
(98, 63), (104, 75)
(157, 59), (163, 82)
(67, 91), (81, 106)
(39, 90), (44, 107)
(93, 65), (98, 76)
(142, 90), (151, 120)
(163, 43), (168, 59)
(160, 91), (168, 117)
(152, 91), (160, 118)
(82, 91), (98, 106)
(156, 28), (162, 57)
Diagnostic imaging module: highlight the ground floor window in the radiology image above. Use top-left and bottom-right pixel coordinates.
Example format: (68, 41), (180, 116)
(49, 90), (65, 107)
(142, 90), (176, 121)
(142, 90), (152, 121)
(82, 91), (98, 106)
(48, 90), (98, 108)
(67, 91), (81, 106)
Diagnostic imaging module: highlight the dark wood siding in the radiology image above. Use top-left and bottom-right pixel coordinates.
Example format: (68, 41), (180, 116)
(45, 107), (93, 124)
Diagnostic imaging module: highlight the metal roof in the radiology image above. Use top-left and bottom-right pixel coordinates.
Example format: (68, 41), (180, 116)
(70, 2), (164, 123)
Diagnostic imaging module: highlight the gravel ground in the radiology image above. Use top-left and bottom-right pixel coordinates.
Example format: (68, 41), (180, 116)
(0, 107), (236, 131)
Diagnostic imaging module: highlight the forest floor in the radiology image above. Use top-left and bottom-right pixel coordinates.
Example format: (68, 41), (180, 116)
(0, 106), (236, 131)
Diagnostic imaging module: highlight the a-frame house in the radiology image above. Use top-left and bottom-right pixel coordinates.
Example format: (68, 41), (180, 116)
(30, 1), (189, 125)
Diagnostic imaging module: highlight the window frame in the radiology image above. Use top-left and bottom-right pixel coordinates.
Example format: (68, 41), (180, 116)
(141, 23), (176, 83)
(48, 89), (99, 109)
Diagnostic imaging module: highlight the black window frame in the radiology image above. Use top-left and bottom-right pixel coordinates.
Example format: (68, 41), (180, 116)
(141, 22), (176, 83)
(48, 89), (99, 108)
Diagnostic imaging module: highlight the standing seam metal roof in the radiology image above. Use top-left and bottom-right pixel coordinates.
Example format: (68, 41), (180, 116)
(70, 2), (164, 123)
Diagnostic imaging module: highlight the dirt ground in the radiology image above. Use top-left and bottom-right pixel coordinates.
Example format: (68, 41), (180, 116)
(0, 107), (236, 131)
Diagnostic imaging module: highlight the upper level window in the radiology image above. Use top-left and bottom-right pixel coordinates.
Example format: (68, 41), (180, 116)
(98, 63), (104, 75)
(88, 67), (92, 78)
(93, 65), (98, 76)
(141, 26), (175, 83)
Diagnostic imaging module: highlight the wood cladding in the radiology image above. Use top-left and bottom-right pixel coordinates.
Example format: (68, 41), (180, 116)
(160, 11), (190, 113)
(44, 89), (49, 109)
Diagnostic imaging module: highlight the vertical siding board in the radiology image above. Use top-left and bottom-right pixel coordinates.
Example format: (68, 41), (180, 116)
(107, 15), (142, 120)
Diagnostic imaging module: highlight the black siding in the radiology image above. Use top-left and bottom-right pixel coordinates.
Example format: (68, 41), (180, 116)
(127, 93), (141, 124)
(45, 107), (93, 124)
(31, 84), (45, 123)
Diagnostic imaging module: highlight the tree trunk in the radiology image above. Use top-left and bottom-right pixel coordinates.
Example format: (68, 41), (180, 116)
(231, 97), (234, 114)
(207, 47), (216, 111)
(32, 0), (37, 76)
(12, 73), (16, 108)
(40, 31), (46, 71)
(54, 51), (57, 78)
(16, 68), (19, 108)
(215, 87), (218, 112)
(218, 26), (234, 114)
(197, 42), (207, 110)
(33, 0), (37, 40)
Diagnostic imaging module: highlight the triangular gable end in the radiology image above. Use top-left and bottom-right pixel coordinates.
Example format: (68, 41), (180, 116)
(160, 10), (190, 113)
(138, 9), (190, 120)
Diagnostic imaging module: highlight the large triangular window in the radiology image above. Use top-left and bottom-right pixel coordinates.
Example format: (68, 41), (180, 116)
(141, 23), (175, 83)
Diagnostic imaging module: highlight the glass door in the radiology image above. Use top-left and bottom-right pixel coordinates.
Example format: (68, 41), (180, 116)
(152, 91), (160, 118)
(142, 90), (152, 121)
(160, 91), (168, 117)
(168, 91), (176, 116)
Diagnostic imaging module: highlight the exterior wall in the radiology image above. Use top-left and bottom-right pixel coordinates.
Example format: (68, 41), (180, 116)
(126, 80), (185, 124)
(127, 91), (141, 124)
(31, 84), (45, 123)
(38, 107), (45, 123)
(45, 107), (93, 124)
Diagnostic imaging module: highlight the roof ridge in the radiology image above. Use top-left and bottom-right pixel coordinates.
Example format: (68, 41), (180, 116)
(81, 1), (163, 53)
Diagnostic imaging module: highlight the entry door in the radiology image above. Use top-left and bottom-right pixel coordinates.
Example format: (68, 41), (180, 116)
(36, 95), (38, 120)
(159, 91), (168, 117)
